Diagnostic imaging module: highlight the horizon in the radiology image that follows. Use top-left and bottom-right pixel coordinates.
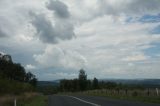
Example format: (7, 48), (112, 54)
(0, 0), (160, 80)
(38, 78), (160, 82)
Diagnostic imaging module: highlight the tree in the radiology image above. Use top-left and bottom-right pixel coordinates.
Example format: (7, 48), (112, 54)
(59, 69), (90, 92)
(25, 72), (37, 86)
(0, 54), (37, 94)
(25, 72), (34, 82)
(0, 54), (37, 86)
(78, 69), (87, 91)
(72, 79), (79, 91)
(29, 77), (37, 87)
(93, 77), (99, 89)
(12, 63), (26, 81)
(87, 80), (92, 90)
(78, 69), (87, 80)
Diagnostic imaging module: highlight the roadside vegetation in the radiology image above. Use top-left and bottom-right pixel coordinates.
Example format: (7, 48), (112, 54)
(1, 53), (160, 105)
(36, 69), (160, 104)
(0, 54), (37, 95)
(17, 93), (47, 106)
(0, 53), (46, 106)
(57, 69), (160, 104)
(68, 89), (160, 104)
(0, 93), (47, 106)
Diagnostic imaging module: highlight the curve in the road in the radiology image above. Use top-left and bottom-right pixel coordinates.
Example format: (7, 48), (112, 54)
(48, 95), (160, 106)
(66, 95), (101, 106)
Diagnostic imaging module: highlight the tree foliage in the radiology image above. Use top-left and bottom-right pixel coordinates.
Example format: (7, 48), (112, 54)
(78, 69), (87, 91)
(93, 77), (99, 89)
(60, 69), (100, 92)
(0, 54), (37, 94)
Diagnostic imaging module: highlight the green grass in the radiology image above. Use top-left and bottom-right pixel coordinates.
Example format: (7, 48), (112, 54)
(18, 95), (47, 106)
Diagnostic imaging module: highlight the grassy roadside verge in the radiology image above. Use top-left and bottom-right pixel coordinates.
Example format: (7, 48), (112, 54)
(0, 93), (47, 106)
(87, 93), (160, 104)
(59, 92), (160, 104)
(18, 94), (47, 106)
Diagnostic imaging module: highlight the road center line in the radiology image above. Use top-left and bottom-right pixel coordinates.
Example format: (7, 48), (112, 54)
(66, 95), (101, 106)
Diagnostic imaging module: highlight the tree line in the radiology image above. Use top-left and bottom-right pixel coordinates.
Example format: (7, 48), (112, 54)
(59, 69), (144, 92)
(0, 54), (37, 94)
(60, 69), (100, 92)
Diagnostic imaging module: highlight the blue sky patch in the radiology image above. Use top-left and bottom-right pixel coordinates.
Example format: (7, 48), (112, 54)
(125, 17), (133, 23)
(150, 25), (160, 34)
(139, 14), (160, 23)
(144, 42), (160, 58)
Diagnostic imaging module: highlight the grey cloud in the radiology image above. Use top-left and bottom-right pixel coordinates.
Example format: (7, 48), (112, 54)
(0, 18), (8, 37)
(125, 0), (160, 15)
(134, 0), (160, 10)
(0, 28), (7, 37)
(46, 0), (70, 18)
(31, 13), (57, 43)
(30, 13), (75, 44)
(99, 0), (160, 16)
(30, 0), (75, 44)
(64, 0), (160, 23)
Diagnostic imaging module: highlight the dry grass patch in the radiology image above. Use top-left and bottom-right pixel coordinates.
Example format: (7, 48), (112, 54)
(0, 92), (39, 106)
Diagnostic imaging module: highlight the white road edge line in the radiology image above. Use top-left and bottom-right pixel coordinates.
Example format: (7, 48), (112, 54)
(66, 95), (101, 106)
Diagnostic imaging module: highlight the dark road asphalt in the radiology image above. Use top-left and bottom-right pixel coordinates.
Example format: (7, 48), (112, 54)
(48, 95), (160, 106)
(48, 95), (94, 106)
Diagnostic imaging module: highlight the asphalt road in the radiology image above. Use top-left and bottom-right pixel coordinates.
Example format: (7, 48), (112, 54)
(48, 95), (160, 106)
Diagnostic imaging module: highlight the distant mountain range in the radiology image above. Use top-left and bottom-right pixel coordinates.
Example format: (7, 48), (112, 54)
(100, 79), (160, 88)
(37, 80), (60, 86)
(38, 79), (160, 88)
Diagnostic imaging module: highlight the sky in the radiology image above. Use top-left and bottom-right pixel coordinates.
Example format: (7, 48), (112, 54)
(0, 0), (160, 80)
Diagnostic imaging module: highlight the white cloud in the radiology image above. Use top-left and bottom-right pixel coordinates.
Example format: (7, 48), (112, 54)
(122, 54), (149, 62)
(53, 14), (160, 79)
(25, 64), (36, 70)
(62, 0), (160, 23)
(0, 0), (160, 80)
(33, 45), (87, 70)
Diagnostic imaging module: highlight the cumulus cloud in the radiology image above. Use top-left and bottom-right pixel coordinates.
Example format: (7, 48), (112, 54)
(25, 64), (36, 70)
(33, 45), (87, 70)
(30, 0), (75, 44)
(0, 0), (160, 80)
(30, 13), (75, 44)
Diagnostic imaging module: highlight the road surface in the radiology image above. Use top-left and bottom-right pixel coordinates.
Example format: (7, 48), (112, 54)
(48, 95), (160, 106)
